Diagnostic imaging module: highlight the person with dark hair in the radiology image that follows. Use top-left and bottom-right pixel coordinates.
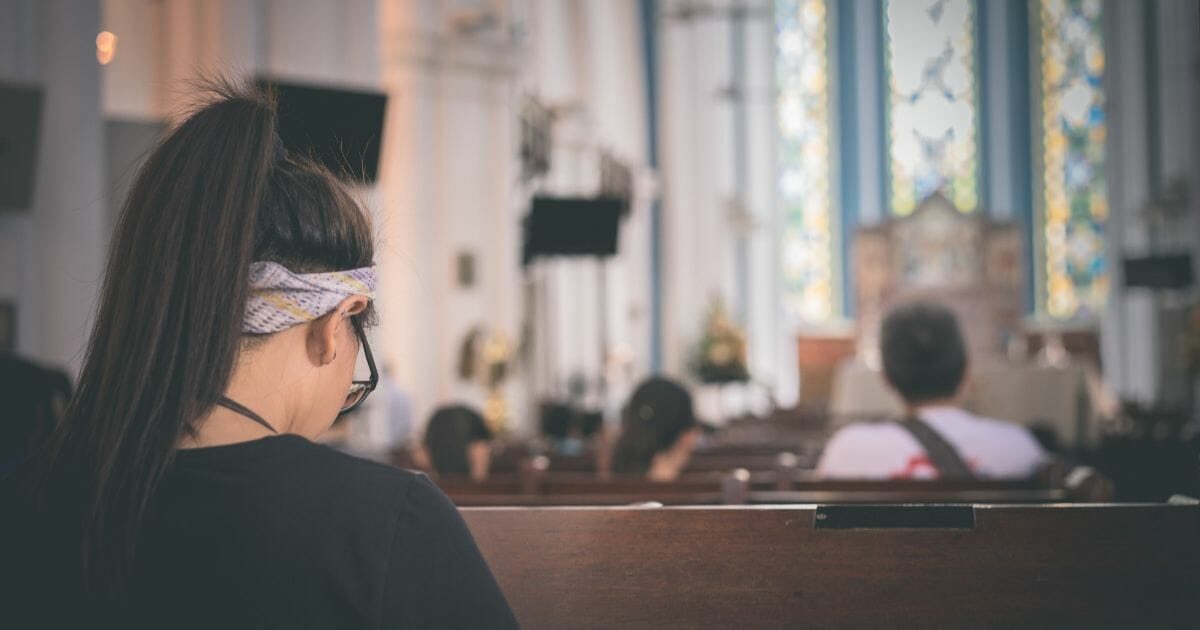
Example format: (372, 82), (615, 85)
(611, 377), (702, 480)
(1, 81), (516, 628)
(0, 355), (71, 477)
(817, 301), (1043, 479)
(416, 404), (494, 481)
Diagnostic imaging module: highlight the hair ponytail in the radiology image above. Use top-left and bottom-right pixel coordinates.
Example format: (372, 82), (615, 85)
(41, 82), (278, 593)
(611, 378), (697, 474)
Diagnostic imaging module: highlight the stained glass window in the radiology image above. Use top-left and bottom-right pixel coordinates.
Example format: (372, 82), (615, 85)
(884, 0), (980, 215)
(776, 0), (835, 321)
(1037, 0), (1107, 319)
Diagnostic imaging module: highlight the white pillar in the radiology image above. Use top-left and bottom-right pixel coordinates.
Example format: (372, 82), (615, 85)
(659, 5), (736, 377)
(264, 0), (379, 87)
(744, 5), (797, 406)
(0, 0), (106, 374)
(378, 0), (526, 432)
(1102, 0), (1157, 402)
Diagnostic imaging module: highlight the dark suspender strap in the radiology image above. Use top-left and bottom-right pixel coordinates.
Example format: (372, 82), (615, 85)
(897, 417), (974, 480)
(216, 396), (278, 434)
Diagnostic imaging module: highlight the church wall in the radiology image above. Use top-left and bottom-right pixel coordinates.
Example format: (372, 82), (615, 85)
(0, 0), (106, 376)
(3, 0), (1197, 424)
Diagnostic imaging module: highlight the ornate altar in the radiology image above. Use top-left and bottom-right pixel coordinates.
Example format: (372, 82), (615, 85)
(854, 192), (1024, 358)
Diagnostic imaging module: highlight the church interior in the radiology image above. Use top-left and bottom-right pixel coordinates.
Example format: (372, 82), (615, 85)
(3, 0), (1200, 626)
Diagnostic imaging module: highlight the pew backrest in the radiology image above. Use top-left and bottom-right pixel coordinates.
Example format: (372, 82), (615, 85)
(438, 472), (1070, 506)
(463, 504), (1200, 629)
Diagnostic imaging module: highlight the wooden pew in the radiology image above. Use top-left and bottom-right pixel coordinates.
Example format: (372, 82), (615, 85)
(441, 473), (735, 507)
(683, 453), (805, 473)
(448, 489), (1068, 507)
(437, 470), (1072, 507)
(426, 454), (1111, 506)
(489, 447), (814, 476)
(463, 503), (1200, 628)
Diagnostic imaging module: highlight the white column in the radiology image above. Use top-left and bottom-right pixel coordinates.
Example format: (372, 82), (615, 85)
(1151, 0), (1200, 404)
(378, 0), (527, 432)
(1154, 0), (1200, 255)
(0, 0), (106, 374)
(378, 0), (442, 431)
(263, 0), (380, 87)
(581, 0), (652, 410)
(750, 6), (798, 407)
(101, 0), (163, 119)
(0, 0), (38, 355)
(1102, 0), (1157, 402)
(659, 5), (736, 377)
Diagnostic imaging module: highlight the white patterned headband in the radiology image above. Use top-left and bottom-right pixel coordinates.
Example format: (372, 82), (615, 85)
(244, 261), (377, 334)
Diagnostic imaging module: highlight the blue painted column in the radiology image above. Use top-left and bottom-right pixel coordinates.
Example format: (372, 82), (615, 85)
(639, 0), (664, 372)
(1006, 0), (1034, 314)
(836, 0), (886, 318)
(979, 0), (1034, 312)
(835, 0), (859, 320)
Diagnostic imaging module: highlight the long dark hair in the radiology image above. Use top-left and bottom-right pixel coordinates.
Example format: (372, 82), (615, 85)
(424, 405), (492, 476)
(36, 80), (375, 594)
(611, 377), (696, 474)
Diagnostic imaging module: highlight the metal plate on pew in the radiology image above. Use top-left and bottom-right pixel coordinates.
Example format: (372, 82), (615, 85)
(814, 505), (976, 529)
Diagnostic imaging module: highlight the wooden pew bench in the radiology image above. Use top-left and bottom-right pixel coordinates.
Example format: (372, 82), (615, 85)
(437, 472), (1072, 507)
(463, 503), (1200, 629)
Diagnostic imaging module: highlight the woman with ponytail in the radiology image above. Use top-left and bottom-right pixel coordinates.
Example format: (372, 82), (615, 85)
(2, 82), (516, 629)
(610, 377), (702, 481)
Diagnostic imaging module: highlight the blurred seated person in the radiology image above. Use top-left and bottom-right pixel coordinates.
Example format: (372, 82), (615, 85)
(538, 401), (612, 476)
(414, 405), (493, 481)
(380, 362), (414, 449)
(817, 301), (1044, 480)
(0, 355), (72, 477)
(540, 401), (604, 454)
(611, 377), (702, 481)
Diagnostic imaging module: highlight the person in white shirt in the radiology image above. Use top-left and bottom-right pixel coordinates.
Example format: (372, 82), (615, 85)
(817, 301), (1044, 480)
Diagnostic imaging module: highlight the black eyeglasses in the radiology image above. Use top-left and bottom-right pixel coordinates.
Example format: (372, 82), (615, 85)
(341, 317), (378, 415)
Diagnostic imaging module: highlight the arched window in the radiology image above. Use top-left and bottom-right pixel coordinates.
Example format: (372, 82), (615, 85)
(884, 0), (980, 216)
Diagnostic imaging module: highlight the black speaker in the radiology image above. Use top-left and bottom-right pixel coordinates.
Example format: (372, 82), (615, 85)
(523, 196), (624, 263)
(1122, 254), (1194, 290)
(256, 78), (387, 183)
(0, 82), (44, 209)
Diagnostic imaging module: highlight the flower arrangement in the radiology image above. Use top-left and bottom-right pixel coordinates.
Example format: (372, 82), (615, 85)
(691, 298), (750, 384)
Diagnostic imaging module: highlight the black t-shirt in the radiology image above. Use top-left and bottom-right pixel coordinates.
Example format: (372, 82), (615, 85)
(2, 435), (518, 629)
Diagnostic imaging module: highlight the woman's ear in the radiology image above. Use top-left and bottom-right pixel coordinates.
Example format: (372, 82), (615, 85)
(307, 312), (342, 366)
(306, 295), (370, 366)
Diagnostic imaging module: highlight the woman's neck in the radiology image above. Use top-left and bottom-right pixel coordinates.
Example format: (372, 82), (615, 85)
(647, 444), (690, 481)
(180, 402), (282, 449)
(180, 337), (302, 449)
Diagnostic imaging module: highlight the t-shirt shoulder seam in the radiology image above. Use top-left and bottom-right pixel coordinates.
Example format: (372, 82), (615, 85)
(304, 442), (423, 481)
